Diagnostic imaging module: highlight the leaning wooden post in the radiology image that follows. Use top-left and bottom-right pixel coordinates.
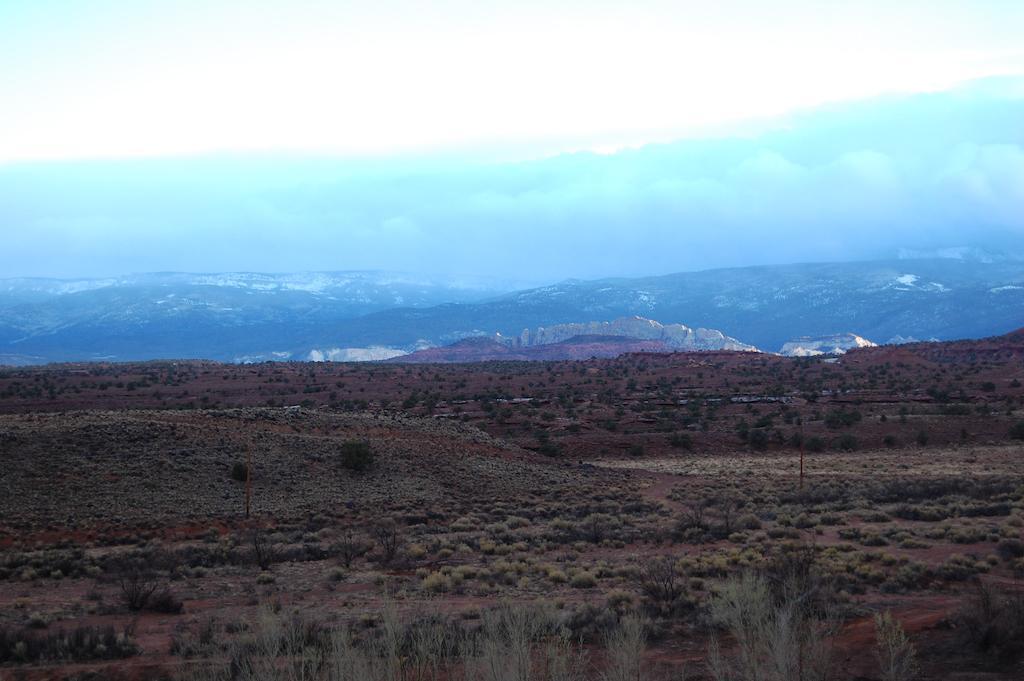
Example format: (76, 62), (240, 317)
(245, 446), (253, 518)
(799, 423), (805, 491)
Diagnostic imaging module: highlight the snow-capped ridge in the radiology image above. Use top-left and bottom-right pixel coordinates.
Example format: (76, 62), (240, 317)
(779, 333), (877, 357)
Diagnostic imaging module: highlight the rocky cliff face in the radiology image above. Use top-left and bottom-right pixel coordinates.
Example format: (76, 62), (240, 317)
(390, 335), (678, 363)
(508, 316), (758, 352)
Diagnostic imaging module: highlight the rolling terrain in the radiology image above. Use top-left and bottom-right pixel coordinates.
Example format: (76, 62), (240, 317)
(1, 257), (1022, 365)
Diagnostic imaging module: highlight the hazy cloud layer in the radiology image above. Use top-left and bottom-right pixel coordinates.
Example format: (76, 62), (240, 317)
(2, 78), (1023, 282)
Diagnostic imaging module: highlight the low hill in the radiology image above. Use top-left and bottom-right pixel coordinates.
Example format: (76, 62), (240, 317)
(0, 409), (620, 534)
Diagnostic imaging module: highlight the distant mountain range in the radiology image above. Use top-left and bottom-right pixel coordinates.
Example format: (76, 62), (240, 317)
(0, 271), (513, 364)
(323, 258), (1024, 356)
(0, 258), (1022, 365)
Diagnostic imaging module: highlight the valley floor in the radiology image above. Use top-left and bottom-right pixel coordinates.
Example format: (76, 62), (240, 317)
(1, 333), (1023, 680)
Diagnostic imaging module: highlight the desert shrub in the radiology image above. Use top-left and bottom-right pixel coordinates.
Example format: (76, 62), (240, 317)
(571, 571), (597, 589)
(959, 502), (1012, 517)
(887, 562), (933, 592)
(1009, 420), (1024, 440)
(634, 556), (691, 618)
(332, 529), (371, 568)
(936, 554), (984, 581)
(149, 585), (184, 614)
(736, 513), (762, 530)
(996, 538), (1024, 561)
(340, 440), (374, 471)
(831, 434), (858, 451)
(748, 429), (770, 450)
(371, 519), (404, 565)
(538, 439), (563, 458)
(892, 504), (949, 522)
(669, 432), (693, 450)
(115, 562), (183, 614)
(171, 618), (219, 658)
(0, 624), (137, 662)
(563, 603), (618, 643)
(580, 513), (619, 543)
(806, 437), (826, 453)
(230, 461), (248, 482)
(825, 409), (862, 429)
(861, 533), (889, 547)
(117, 566), (159, 611)
(954, 583), (1024, 661)
(249, 529), (280, 571)
(422, 571), (451, 593)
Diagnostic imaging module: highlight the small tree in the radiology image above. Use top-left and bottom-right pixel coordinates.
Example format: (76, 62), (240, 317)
(333, 528), (371, 568)
(119, 570), (159, 611)
(635, 556), (688, 618)
(711, 493), (742, 538)
(250, 529), (279, 570)
(340, 440), (374, 471)
(581, 513), (616, 543)
(372, 519), (404, 565)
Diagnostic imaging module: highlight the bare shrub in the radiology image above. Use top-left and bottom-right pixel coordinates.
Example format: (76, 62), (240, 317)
(332, 528), (371, 569)
(874, 611), (917, 681)
(601, 614), (647, 681)
(708, 570), (839, 681)
(635, 556), (689, 618)
(468, 603), (586, 681)
(230, 606), (326, 681)
(149, 584), (184, 614)
(371, 519), (404, 566)
(119, 569), (159, 611)
(112, 555), (182, 613)
(709, 493), (742, 539)
(955, 582), (1024, 661)
(250, 529), (280, 571)
(678, 499), (709, 533)
(180, 604), (674, 681)
(581, 513), (616, 544)
(0, 623), (137, 663)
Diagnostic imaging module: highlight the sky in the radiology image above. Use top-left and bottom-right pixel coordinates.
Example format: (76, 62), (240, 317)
(1, 1), (1023, 281)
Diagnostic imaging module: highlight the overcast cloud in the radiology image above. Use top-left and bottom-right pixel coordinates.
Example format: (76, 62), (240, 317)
(1, 78), (1023, 282)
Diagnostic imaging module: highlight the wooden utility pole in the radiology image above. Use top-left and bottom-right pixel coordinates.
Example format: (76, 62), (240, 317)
(799, 422), (805, 490)
(245, 447), (253, 518)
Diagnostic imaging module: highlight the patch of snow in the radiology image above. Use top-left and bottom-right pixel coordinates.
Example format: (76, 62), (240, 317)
(307, 346), (409, 362)
(889, 274), (949, 293)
